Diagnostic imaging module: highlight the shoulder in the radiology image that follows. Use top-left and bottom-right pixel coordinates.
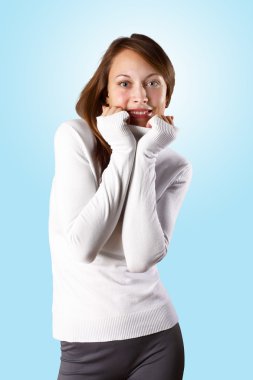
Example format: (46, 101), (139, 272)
(54, 118), (97, 153)
(156, 146), (193, 184)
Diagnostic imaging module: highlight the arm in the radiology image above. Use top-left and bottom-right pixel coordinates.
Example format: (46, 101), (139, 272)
(52, 111), (136, 263)
(121, 116), (193, 273)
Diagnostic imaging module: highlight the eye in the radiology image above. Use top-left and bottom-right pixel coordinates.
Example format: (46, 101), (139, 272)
(118, 81), (129, 87)
(146, 80), (160, 87)
(118, 80), (160, 88)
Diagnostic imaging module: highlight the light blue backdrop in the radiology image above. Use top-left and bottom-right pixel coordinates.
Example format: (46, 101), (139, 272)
(1, 1), (252, 379)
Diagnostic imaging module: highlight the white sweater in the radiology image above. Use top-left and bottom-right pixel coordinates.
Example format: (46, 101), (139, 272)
(48, 110), (193, 343)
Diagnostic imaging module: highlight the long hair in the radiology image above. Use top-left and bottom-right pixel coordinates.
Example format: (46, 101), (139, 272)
(75, 33), (175, 174)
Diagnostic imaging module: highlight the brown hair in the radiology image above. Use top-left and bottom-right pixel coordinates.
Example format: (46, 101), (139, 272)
(75, 33), (175, 175)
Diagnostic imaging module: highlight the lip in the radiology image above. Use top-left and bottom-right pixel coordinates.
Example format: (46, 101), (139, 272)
(127, 108), (153, 118)
(128, 108), (152, 111)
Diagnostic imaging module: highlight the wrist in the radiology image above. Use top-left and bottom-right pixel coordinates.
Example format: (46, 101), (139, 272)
(96, 110), (136, 150)
(148, 115), (179, 137)
(96, 110), (130, 134)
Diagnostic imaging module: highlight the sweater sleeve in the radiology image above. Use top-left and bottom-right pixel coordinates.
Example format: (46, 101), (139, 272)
(52, 112), (136, 263)
(121, 123), (193, 273)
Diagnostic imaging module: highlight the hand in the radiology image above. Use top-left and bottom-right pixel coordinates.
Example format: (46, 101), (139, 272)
(146, 114), (174, 128)
(96, 107), (135, 148)
(101, 105), (129, 120)
(137, 114), (179, 155)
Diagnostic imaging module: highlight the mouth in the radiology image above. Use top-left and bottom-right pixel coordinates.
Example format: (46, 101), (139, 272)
(127, 108), (153, 118)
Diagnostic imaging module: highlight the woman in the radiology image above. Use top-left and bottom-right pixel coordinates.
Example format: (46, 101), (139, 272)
(48, 33), (193, 380)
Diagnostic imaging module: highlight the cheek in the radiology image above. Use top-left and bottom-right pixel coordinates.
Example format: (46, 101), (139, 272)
(152, 97), (166, 111)
(152, 96), (166, 114)
(151, 90), (166, 105)
(111, 89), (128, 105)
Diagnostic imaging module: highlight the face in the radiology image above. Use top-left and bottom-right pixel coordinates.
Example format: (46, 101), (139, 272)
(106, 49), (168, 127)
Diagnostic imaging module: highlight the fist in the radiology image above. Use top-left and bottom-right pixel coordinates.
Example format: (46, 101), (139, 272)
(146, 115), (174, 128)
(101, 105), (129, 118)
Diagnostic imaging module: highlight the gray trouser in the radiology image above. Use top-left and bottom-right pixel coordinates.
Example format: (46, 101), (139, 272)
(57, 322), (185, 380)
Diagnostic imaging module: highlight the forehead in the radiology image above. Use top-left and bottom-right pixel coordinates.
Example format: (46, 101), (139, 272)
(109, 49), (157, 76)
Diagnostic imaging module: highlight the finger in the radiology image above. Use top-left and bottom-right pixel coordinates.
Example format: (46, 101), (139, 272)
(162, 115), (175, 126)
(107, 106), (121, 115)
(166, 115), (175, 124)
(102, 105), (109, 116)
(115, 106), (124, 113)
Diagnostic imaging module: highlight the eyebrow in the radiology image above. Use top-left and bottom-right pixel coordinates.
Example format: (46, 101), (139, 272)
(115, 73), (160, 79)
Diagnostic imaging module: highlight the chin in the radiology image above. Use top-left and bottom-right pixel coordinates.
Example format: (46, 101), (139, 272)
(129, 116), (152, 128)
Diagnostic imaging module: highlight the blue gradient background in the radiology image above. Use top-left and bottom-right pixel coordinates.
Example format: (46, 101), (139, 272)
(1, 1), (252, 379)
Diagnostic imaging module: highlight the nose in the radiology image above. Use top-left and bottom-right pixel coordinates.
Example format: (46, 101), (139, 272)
(131, 84), (148, 104)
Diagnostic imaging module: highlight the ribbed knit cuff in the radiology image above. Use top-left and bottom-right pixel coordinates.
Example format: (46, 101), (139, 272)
(149, 114), (179, 140)
(96, 111), (136, 149)
(96, 110), (131, 135)
(137, 115), (179, 155)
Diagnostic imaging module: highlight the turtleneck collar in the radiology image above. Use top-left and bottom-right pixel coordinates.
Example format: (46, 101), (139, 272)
(127, 124), (151, 141)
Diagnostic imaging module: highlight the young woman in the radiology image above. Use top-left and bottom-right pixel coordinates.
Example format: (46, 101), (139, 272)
(48, 33), (193, 380)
